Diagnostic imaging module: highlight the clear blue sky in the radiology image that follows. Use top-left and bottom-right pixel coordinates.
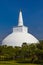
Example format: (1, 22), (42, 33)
(0, 0), (43, 42)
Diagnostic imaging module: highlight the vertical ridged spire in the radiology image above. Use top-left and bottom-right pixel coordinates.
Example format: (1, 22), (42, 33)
(18, 10), (23, 26)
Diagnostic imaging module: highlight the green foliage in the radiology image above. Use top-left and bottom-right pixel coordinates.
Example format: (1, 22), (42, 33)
(0, 40), (43, 64)
(0, 61), (40, 65)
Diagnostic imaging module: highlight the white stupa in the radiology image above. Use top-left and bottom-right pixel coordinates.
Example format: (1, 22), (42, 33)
(2, 11), (39, 47)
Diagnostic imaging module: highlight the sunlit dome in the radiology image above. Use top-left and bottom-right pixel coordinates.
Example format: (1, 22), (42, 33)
(2, 11), (39, 47)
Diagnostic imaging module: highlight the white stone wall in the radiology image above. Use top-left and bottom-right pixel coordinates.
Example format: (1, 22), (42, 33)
(13, 26), (28, 33)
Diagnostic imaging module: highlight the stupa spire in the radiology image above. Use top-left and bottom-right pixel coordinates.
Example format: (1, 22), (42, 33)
(18, 10), (23, 26)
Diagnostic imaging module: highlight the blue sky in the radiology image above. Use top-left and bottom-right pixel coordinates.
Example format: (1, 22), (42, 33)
(0, 0), (43, 42)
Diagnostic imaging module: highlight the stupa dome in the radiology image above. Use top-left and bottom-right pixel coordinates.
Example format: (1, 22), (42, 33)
(2, 11), (39, 47)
